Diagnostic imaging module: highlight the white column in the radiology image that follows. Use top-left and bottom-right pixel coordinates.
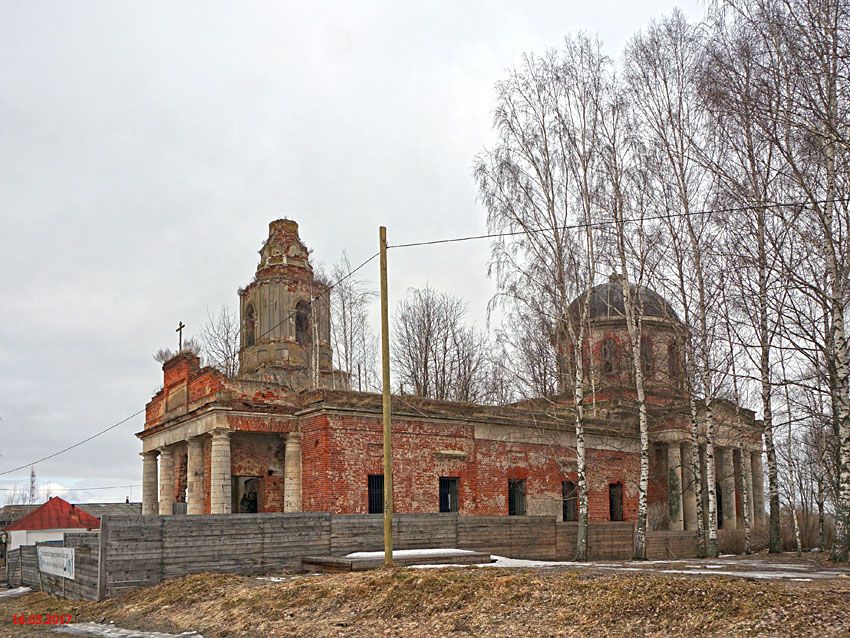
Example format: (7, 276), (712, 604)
(158, 446), (175, 516)
(210, 429), (232, 514)
(187, 437), (205, 515)
(751, 451), (766, 525)
(720, 447), (737, 530)
(142, 451), (159, 515)
(681, 441), (698, 531)
(668, 442), (685, 531)
(284, 432), (302, 513)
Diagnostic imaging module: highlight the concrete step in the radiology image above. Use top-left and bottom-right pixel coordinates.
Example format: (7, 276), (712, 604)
(303, 550), (493, 572)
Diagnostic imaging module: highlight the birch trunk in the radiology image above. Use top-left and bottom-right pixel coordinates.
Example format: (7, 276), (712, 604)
(740, 445), (752, 555)
(722, 284), (751, 554)
(691, 226), (719, 558)
(830, 295), (850, 561)
(614, 241), (649, 559)
(756, 208), (782, 553)
(573, 345), (589, 561)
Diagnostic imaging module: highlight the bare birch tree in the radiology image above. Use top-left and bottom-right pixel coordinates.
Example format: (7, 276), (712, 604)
(392, 285), (488, 402)
(475, 35), (606, 559)
(598, 74), (662, 559)
(701, 3), (789, 552)
(331, 253), (378, 392)
(199, 306), (240, 377)
(718, 0), (850, 560)
(626, 10), (722, 555)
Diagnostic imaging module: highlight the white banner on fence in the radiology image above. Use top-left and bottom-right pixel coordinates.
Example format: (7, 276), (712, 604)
(37, 546), (75, 580)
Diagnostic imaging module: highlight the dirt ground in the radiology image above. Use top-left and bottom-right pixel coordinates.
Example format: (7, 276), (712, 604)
(1, 554), (849, 637)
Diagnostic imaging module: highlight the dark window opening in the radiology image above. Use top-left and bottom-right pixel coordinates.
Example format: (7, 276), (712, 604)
(508, 479), (526, 516)
(245, 304), (256, 347)
(668, 340), (680, 381)
(562, 481), (578, 522)
(640, 336), (654, 377)
(601, 338), (618, 376)
(439, 477), (460, 513)
(609, 482), (624, 521)
(715, 481), (724, 529)
(176, 453), (188, 504)
(232, 476), (261, 514)
(368, 474), (384, 514)
(295, 300), (311, 345)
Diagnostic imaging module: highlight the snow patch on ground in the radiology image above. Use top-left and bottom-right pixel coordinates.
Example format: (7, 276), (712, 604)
(409, 555), (582, 569)
(485, 555), (582, 568)
(0, 586), (31, 598)
(405, 555), (850, 582)
(54, 623), (202, 637)
(256, 575), (295, 583)
(656, 568), (829, 580)
(345, 548), (477, 559)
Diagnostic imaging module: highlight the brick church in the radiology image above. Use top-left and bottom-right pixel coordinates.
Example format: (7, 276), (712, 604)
(138, 219), (766, 534)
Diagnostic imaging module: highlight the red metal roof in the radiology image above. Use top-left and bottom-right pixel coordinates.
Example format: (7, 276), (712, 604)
(3, 496), (100, 532)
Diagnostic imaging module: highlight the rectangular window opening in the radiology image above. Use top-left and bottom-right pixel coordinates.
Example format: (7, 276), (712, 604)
(439, 477), (460, 513)
(562, 480), (578, 522)
(609, 482), (624, 521)
(508, 479), (527, 516)
(368, 474), (384, 514)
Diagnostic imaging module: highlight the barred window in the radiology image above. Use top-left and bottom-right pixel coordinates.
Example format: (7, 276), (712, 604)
(508, 479), (526, 516)
(439, 477), (460, 513)
(368, 474), (384, 514)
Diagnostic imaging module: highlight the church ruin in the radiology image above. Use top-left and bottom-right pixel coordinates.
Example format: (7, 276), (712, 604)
(138, 219), (766, 534)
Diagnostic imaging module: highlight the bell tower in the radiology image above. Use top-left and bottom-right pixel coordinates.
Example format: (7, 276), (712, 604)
(237, 219), (342, 390)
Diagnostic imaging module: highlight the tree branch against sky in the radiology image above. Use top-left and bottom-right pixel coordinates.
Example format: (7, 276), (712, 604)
(475, 35), (608, 559)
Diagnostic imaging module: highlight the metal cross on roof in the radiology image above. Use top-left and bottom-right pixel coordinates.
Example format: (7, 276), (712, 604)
(176, 321), (186, 351)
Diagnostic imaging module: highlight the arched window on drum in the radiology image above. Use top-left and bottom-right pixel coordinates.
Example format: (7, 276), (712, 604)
(295, 300), (311, 345)
(245, 304), (256, 347)
(601, 338), (618, 376)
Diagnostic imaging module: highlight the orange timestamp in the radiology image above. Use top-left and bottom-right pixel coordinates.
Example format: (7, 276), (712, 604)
(11, 613), (73, 625)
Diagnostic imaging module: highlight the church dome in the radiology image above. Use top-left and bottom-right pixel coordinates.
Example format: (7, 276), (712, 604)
(571, 275), (679, 322)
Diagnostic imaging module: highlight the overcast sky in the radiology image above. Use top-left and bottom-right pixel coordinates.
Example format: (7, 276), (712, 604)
(0, 0), (703, 504)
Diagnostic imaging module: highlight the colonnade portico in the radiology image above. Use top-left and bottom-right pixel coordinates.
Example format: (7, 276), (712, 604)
(141, 427), (303, 516)
(662, 439), (766, 532)
(158, 446), (175, 515)
(186, 436), (205, 515)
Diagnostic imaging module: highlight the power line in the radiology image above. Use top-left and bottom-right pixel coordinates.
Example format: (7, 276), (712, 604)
(387, 198), (850, 249)
(0, 409), (146, 478)
(0, 484), (141, 492)
(0, 250), (380, 478)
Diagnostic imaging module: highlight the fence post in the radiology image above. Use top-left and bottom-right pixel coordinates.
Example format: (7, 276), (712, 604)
(97, 516), (108, 600)
(36, 544), (45, 594)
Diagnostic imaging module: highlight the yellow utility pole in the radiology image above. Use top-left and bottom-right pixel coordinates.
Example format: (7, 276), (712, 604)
(379, 226), (394, 567)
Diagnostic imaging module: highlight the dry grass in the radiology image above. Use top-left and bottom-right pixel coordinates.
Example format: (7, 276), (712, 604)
(3, 567), (850, 637)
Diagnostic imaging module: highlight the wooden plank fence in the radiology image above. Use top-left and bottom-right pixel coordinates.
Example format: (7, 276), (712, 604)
(646, 530), (700, 560)
(4, 513), (698, 601)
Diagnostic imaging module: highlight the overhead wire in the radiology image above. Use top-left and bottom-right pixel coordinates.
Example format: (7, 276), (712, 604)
(5, 195), (846, 477)
(0, 250), (380, 478)
(0, 484), (141, 492)
(387, 198), (850, 249)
